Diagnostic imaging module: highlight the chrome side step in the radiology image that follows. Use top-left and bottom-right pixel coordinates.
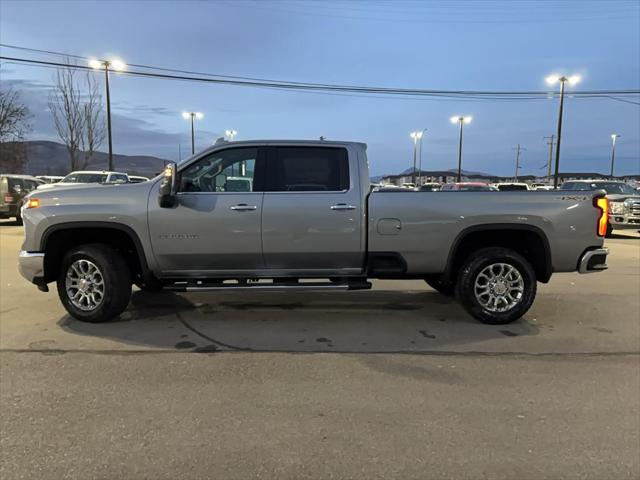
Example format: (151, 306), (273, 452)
(166, 280), (372, 293)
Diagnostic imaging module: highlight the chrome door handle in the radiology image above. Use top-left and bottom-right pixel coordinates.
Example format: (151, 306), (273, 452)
(230, 204), (257, 211)
(330, 204), (356, 211)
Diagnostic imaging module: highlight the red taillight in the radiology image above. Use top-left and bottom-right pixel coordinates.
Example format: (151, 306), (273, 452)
(595, 197), (608, 237)
(4, 194), (13, 203)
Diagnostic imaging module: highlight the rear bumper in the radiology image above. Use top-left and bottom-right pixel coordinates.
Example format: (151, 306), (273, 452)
(578, 248), (608, 274)
(0, 204), (18, 217)
(18, 251), (45, 284)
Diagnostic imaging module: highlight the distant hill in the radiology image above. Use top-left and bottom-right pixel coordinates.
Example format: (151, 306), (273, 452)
(10, 141), (168, 177)
(398, 166), (492, 177)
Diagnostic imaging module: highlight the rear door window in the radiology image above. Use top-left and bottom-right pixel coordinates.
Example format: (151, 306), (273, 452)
(270, 147), (349, 192)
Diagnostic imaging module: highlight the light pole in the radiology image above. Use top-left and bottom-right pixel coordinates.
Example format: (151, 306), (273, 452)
(89, 58), (126, 171)
(225, 129), (238, 141)
(417, 128), (428, 186)
(182, 112), (203, 154)
(610, 134), (620, 178)
(410, 131), (423, 185)
(450, 115), (472, 182)
(546, 74), (581, 188)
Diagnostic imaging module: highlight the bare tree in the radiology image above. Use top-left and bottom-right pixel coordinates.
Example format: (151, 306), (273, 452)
(0, 88), (31, 143)
(0, 88), (31, 172)
(79, 71), (105, 168)
(49, 65), (84, 170)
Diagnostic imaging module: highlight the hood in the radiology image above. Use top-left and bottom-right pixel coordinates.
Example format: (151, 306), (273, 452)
(606, 193), (640, 202)
(37, 182), (106, 191)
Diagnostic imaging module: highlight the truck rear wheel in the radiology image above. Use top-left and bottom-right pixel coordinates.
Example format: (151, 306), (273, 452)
(455, 247), (536, 325)
(57, 244), (132, 323)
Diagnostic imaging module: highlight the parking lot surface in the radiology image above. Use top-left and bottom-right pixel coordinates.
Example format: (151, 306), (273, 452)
(1, 219), (639, 479)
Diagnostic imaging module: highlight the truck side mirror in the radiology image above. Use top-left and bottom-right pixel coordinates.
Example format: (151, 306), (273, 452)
(158, 162), (178, 208)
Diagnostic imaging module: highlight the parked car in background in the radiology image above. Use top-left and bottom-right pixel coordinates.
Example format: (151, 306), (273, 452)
(416, 182), (441, 192)
(37, 171), (130, 190)
(560, 180), (640, 236)
(440, 182), (498, 191)
(495, 183), (531, 191)
(128, 175), (150, 183)
(531, 183), (554, 191)
(36, 175), (64, 184)
(0, 174), (42, 224)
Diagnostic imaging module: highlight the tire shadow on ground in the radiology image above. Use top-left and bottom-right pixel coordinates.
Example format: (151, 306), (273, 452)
(57, 289), (539, 354)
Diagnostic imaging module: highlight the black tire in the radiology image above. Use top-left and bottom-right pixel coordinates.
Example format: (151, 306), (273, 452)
(424, 275), (455, 296)
(455, 247), (537, 325)
(57, 244), (132, 323)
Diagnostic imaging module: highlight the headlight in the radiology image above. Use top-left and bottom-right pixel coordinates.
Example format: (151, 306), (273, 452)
(610, 201), (624, 214)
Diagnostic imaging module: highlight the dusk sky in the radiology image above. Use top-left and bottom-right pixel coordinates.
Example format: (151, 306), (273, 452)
(1, 0), (639, 176)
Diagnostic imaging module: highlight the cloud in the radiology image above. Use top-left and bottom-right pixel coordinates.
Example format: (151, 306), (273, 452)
(0, 77), (218, 160)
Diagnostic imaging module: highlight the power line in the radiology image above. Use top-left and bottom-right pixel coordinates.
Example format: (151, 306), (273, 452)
(2, 54), (639, 101)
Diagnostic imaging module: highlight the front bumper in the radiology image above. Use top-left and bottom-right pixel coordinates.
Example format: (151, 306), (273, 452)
(609, 214), (640, 229)
(18, 251), (45, 284)
(578, 248), (609, 274)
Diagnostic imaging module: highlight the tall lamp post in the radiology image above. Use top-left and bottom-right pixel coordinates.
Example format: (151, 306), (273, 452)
(225, 129), (238, 141)
(89, 58), (126, 171)
(610, 134), (620, 177)
(182, 111), (203, 154)
(450, 115), (472, 182)
(417, 128), (428, 186)
(546, 74), (581, 188)
(410, 131), (423, 185)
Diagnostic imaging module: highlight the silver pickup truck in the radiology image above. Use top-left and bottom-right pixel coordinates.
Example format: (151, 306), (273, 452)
(18, 140), (609, 325)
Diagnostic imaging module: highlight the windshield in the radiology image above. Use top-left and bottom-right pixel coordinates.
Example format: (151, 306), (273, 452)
(562, 182), (636, 194)
(62, 173), (109, 184)
(596, 183), (637, 195)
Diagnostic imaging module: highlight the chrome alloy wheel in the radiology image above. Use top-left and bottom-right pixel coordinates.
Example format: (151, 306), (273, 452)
(474, 263), (524, 313)
(65, 259), (105, 311)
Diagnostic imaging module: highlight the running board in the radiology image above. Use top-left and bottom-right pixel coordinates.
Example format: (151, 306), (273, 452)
(166, 280), (372, 293)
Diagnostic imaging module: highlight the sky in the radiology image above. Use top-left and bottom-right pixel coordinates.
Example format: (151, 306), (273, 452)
(1, 0), (639, 177)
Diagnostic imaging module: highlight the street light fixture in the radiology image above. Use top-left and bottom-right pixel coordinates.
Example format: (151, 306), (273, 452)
(546, 73), (581, 188)
(89, 58), (127, 170)
(410, 131), (423, 185)
(450, 115), (472, 182)
(416, 128), (428, 186)
(225, 129), (238, 141)
(610, 134), (620, 177)
(182, 111), (204, 154)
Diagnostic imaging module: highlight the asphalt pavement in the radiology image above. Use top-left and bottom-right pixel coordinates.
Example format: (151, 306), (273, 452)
(1, 219), (638, 479)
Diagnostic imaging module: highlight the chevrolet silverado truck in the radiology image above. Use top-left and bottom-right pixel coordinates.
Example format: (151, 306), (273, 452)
(18, 140), (609, 325)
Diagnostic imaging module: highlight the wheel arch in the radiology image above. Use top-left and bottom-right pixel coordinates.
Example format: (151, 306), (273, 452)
(443, 224), (553, 284)
(40, 221), (153, 284)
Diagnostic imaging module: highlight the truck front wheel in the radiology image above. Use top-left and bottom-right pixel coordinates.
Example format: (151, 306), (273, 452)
(455, 247), (536, 325)
(57, 244), (132, 323)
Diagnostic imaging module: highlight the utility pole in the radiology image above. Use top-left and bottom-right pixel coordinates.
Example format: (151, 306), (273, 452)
(544, 135), (555, 181)
(512, 144), (526, 181)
